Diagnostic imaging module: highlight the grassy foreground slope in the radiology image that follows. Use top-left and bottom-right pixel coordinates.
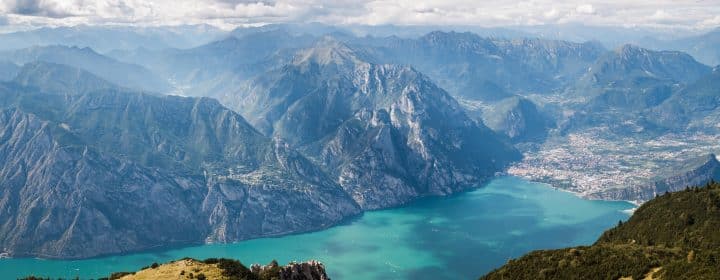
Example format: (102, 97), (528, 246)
(21, 258), (329, 280)
(481, 182), (720, 280)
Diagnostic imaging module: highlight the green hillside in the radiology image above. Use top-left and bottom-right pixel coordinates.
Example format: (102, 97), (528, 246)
(481, 182), (720, 280)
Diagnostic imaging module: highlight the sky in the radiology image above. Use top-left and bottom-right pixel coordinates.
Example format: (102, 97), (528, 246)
(1, 0), (719, 32)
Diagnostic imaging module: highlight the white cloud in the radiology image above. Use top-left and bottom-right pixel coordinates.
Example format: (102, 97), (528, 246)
(699, 15), (720, 29)
(0, 0), (718, 32)
(544, 8), (560, 20)
(575, 4), (596, 15)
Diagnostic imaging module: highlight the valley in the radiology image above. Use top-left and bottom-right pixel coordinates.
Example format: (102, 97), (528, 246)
(0, 10), (719, 279)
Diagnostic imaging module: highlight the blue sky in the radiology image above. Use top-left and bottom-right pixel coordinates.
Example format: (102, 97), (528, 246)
(1, 0), (719, 31)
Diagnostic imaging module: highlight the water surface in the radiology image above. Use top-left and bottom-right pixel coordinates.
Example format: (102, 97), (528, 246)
(0, 177), (633, 279)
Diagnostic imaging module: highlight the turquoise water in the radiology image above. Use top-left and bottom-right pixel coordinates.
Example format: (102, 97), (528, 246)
(0, 177), (633, 279)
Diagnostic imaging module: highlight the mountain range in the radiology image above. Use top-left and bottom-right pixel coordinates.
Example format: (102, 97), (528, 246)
(1, 24), (720, 261)
(0, 25), (225, 53)
(225, 38), (520, 209)
(561, 44), (714, 135)
(0, 40), (518, 257)
(351, 31), (606, 101)
(0, 46), (170, 92)
(0, 62), (361, 258)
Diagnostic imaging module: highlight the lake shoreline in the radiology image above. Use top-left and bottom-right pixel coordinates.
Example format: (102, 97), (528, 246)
(0, 176), (634, 280)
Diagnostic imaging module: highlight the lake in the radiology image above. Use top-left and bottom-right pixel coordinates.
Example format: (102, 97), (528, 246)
(0, 176), (633, 279)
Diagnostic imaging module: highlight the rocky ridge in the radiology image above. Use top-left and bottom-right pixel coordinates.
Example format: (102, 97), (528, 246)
(0, 63), (361, 258)
(223, 38), (520, 209)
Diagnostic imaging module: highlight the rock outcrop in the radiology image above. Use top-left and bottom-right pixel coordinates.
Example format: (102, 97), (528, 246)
(276, 260), (330, 280)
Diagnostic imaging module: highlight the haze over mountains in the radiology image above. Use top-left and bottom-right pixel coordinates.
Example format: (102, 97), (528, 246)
(0, 25), (226, 53)
(0, 45), (170, 92)
(0, 22), (719, 261)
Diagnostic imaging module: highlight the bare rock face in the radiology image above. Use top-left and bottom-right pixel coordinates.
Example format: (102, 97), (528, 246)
(278, 260), (331, 280)
(250, 260), (330, 280)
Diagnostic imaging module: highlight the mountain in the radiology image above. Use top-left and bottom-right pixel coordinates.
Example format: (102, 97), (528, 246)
(222, 38), (521, 209)
(12, 62), (117, 95)
(0, 61), (19, 81)
(580, 44), (710, 87)
(562, 45), (712, 134)
(0, 45), (169, 92)
(640, 28), (720, 66)
(588, 154), (720, 202)
(481, 97), (555, 143)
(670, 29), (720, 66)
(109, 29), (316, 97)
(112, 30), (608, 103)
(353, 31), (605, 100)
(481, 182), (720, 280)
(649, 66), (720, 131)
(0, 64), (360, 258)
(514, 23), (670, 49)
(0, 24), (226, 53)
(230, 23), (349, 39)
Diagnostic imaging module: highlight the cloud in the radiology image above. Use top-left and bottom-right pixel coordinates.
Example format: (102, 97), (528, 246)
(544, 8), (560, 20)
(698, 15), (720, 29)
(1, 0), (76, 18)
(575, 4), (595, 15)
(0, 0), (718, 32)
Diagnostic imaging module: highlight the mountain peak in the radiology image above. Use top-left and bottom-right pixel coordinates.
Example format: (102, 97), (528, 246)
(422, 31), (477, 42)
(292, 37), (368, 66)
(615, 44), (649, 57)
(585, 43), (710, 84)
(707, 153), (719, 163)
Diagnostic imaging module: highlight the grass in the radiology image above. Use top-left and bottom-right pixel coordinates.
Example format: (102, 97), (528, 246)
(116, 258), (225, 280)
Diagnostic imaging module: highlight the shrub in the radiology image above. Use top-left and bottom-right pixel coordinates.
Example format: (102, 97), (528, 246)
(109, 272), (134, 280)
(215, 258), (258, 280)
